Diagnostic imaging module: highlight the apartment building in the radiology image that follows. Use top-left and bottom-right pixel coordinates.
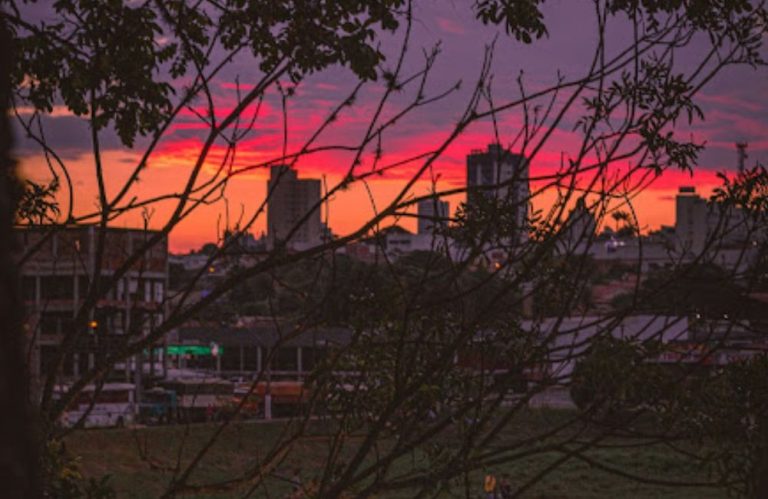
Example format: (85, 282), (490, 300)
(17, 226), (168, 395)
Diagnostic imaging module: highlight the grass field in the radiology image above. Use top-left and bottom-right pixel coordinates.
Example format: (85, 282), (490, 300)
(64, 410), (727, 498)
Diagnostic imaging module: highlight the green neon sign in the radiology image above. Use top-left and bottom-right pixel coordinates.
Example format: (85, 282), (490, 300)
(165, 344), (223, 356)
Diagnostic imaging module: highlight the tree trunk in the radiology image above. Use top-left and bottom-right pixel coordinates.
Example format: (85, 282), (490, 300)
(0, 16), (40, 499)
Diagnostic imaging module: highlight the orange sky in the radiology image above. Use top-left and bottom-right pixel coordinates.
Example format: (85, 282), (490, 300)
(13, 2), (767, 253)
(17, 135), (730, 253)
(16, 76), (756, 254)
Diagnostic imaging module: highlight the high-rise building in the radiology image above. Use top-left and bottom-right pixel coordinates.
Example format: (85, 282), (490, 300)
(675, 185), (754, 257)
(417, 196), (449, 235)
(466, 143), (530, 243)
(675, 186), (709, 255)
(18, 226), (169, 398)
(266, 165), (323, 249)
(560, 198), (597, 253)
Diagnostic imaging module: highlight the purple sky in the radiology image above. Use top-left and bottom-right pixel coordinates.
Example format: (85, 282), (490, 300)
(15, 1), (768, 250)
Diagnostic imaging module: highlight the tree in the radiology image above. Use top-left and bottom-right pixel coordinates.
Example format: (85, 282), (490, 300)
(4, 0), (768, 497)
(626, 262), (754, 316)
(570, 336), (666, 420)
(0, 12), (41, 499)
(573, 345), (768, 497)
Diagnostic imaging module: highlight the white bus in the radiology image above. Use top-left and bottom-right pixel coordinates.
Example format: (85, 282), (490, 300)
(159, 378), (233, 421)
(59, 383), (137, 429)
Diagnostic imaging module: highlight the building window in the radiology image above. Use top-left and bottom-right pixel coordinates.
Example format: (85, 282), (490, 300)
(22, 276), (36, 301)
(77, 275), (115, 301)
(78, 276), (89, 300)
(76, 352), (90, 376)
(243, 346), (259, 370)
(40, 275), (74, 300)
(39, 311), (74, 336)
(40, 345), (58, 375)
(272, 347), (298, 371)
(301, 346), (327, 372)
(98, 275), (115, 300)
(62, 351), (75, 376)
(128, 279), (138, 297)
(221, 347), (240, 371)
(117, 279), (125, 301)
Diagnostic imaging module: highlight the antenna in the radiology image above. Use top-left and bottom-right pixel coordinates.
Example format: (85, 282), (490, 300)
(736, 142), (748, 172)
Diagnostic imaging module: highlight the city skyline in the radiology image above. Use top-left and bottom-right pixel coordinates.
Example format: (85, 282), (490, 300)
(12, 1), (768, 252)
(6, 3), (768, 496)
(16, 136), (760, 254)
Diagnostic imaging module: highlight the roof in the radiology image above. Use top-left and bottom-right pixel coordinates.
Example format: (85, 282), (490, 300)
(15, 224), (164, 236)
(162, 378), (232, 385)
(60, 382), (136, 392)
(177, 325), (353, 348)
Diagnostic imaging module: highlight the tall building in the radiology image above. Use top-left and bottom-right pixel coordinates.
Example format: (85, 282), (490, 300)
(466, 143), (530, 243)
(266, 165), (323, 249)
(675, 186), (709, 255)
(18, 226), (169, 397)
(675, 185), (753, 257)
(560, 198), (597, 254)
(417, 196), (449, 235)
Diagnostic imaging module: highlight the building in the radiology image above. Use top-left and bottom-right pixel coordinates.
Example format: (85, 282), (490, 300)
(675, 186), (710, 255)
(385, 227), (442, 258)
(530, 314), (691, 381)
(171, 324), (352, 378)
(371, 224), (464, 261)
(674, 143), (764, 259)
(559, 198), (598, 254)
(266, 165), (323, 249)
(675, 185), (753, 260)
(466, 143), (530, 244)
(169, 252), (212, 272)
(417, 196), (449, 235)
(18, 226), (169, 398)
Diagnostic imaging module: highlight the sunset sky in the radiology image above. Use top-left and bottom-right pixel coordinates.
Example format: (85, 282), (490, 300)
(15, 1), (768, 253)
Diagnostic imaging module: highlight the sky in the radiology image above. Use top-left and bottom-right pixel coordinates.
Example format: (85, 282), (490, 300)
(15, 0), (768, 253)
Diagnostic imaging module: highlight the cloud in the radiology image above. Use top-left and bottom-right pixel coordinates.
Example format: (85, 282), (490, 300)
(436, 17), (466, 35)
(698, 91), (764, 114)
(15, 105), (74, 118)
(11, 1), (768, 250)
(13, 115), (130, 160)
